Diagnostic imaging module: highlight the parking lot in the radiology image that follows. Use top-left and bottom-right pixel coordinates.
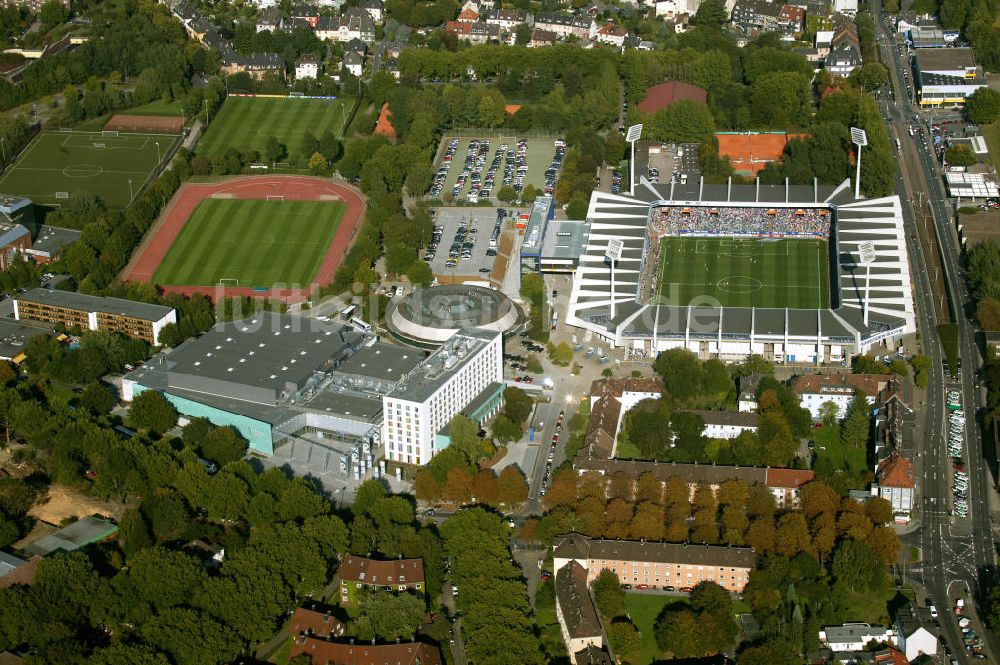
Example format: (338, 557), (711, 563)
(426, 207), (521, 280)
(430, 136), (565, 202)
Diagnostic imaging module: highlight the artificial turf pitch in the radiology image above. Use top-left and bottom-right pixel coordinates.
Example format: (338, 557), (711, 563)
(197, 97), (351, 166)
(656, 237), (830, 309)
(151, 199), (345, 288)
(0, 131), (175, 208)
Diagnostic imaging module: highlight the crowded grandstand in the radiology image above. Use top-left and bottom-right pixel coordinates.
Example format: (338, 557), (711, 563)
(649, 205), (831, 239)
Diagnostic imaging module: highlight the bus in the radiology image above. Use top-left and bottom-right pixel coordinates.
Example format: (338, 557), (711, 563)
(896, 138), (901, 150)
(350, 316), (372, 333)
(340, 305), (357, 321)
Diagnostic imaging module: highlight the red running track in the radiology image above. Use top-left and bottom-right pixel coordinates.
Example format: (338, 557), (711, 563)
(125, 176), (365, 304)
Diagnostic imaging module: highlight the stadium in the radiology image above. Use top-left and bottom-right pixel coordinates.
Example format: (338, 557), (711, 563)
(564, 177), (916, 364)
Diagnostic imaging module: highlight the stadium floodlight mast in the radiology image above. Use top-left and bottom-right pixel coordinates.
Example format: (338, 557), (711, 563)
(850, 127), (868, 199)
(626, 124), (643, 195)
(858, 240), (877, 326)
(605, 238), (624, 321)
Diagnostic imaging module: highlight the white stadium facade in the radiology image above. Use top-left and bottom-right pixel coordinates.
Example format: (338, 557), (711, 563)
(564, 177), (917, 364)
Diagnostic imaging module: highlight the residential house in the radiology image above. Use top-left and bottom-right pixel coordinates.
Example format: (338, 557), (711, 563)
(362, 0), (383, 22)
(530, 28), (558, 47)
(256, 7), (281, 32)
(737, 374), (763, 412)
(573, 457), (814, 508)
(554, 561), (604, 656)
(574, 645), (615, 664)
(583, 377), (662, 459)
(383, 57), (400, 79)
(484, 8), (532, 30)
(594, 20), (628, 48)
(220, 50), (286, 79)
(289, 607), (346, 639)
(534, 12), (594, 39)
(343, 49), (364, 77)
(873, 648), (909, 665)
(815, 29), (834, 58)
(337, 556), (425, 604)
(893, 605), (937, 661)
(445, 20), (500, 44)
(456, 6), (479, 21)
(778, 3), (804, 34)
(826, 38), (863, 76)
(554, 533), (755, 593)
(290, 4), (320, 27)
(792, 372), (889, 420)
(654, 0), (701, 18)
(315, 9), (375, 42)
(833, 0), (858, 15)
(295, 54), (319, 79)
(819, 624), (895, 652)
(875, 452), (915, 518)
(682, 409), (759, 440)
(730, 0), (786, 39)
(289, 638), (443, 665)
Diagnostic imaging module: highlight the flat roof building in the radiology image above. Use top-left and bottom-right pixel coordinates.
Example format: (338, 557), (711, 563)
(14, 288), (176, 345)
(22, 516), (119, 557)
(24, 225), (81, 264)
(915, 47), (986, 107)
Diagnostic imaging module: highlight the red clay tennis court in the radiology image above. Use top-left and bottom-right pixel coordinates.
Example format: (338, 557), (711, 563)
(715, 132), (809, 176)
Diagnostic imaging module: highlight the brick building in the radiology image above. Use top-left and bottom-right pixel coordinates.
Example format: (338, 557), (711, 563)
(554, 533), (755, 593)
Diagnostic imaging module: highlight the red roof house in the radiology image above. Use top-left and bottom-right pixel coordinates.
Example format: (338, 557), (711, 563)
(637, 81), (708, 114)
(289, 608), (346, 639)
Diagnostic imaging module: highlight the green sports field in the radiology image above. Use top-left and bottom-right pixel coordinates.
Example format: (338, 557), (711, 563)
(152, 199), (345, 288)
(656, 237), (830, 309)
(197, 96), (352, 167)
(0, 131), (175, 208)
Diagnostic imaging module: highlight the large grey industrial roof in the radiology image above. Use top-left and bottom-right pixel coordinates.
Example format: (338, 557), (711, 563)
(302, 389), (385, 422)
(336, 343), (424, 381)
(162, 313), (362, 393)
(17, 288), (174, 322)
(0, 317), (53, 360)
(917, 47), (977, 72)
(540, 219), (590, 260)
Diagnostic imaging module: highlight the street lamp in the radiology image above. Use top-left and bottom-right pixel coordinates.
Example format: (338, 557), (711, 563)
(128, 179), (133, 203)
(850, 126), (868, 199)
(155, 141), (160, 163)
(625, 123), (643, 195)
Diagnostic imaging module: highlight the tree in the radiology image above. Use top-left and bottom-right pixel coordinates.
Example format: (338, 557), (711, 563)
(965, 87), (1000, 124)
(819, 400), (839, 426)
(445, 468), (473, 504)
(547, 341), (573, 367)
(39, 0), (68, 29)
(471, 469), (499, 505)
(655, 609), (709, 658)
(607, 619), (641, 663)
(850, 62), (889, 91)
(127, 391), (178, 434)
(650, 99), (716, 144)
(497, 466), (528, 506)
(478, 92), (506, 128)
(521, 184), (538, 203)
(352, 590), (424, 641)
(502, 386), (533, 425)
(945, 144), (977, 167)
(490, 414), (521, 444)
(775, 512), (811, 557)
(497, 185), (517, 202)
(405, 260), (433, 287)
(308, 151), (327, 174)
(841, 390), (870, 449)
(654, 348), (701, 400)
(832, 538), (883, 591)
(265, 136), (285, 166)
(592, 570), (625, 619)
(566, 197), (588, 219)
(79, 382), (116, 415)
(690, 0), (728, 26)
(200, 427), (248, 466)
(515, 23), (531, 45)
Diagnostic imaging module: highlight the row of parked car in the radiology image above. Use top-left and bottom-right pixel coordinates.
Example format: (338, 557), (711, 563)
(539, 410), (565, 497)
(947, 389), (968, 518)
(429, 139), (461, 198)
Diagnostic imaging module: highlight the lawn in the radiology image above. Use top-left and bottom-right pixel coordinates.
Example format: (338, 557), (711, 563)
(434, 135), (563, 200)
(622, 593), (679, 664)
(0, 130), (176, 208)
(122, 99), (184, 117)
(656, 237), (830, 309)
(152, 199), (345, 288)
(984, 121), (1000, 168)
(197, 96), (352, 167)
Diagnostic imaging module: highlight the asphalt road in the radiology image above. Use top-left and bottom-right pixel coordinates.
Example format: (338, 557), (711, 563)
(872, 7), (997, 661)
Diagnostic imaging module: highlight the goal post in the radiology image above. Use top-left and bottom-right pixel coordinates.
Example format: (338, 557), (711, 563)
(266, 195), (284, 202)
(102, 130), (119, 137)
(218, 278), (239, 286)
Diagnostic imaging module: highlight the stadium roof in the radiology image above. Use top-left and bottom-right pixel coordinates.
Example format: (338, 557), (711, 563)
(565, 178), (916, 349)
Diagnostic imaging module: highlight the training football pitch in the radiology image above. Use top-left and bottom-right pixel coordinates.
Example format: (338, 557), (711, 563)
(0, 131), (175, 208)
(197, 96), (352, 167)
(152, 199), (345, 288)
(655, 237), (830, 309)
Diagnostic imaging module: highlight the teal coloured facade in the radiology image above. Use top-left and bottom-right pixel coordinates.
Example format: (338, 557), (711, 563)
(131, 384), (274, 454)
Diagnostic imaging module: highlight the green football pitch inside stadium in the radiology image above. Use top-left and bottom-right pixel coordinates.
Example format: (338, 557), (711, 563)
(152, 199), (345, 288)
(197, 96), (352, 166)
(0, 131), (176, 208)
(656, 237), (831, 309)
